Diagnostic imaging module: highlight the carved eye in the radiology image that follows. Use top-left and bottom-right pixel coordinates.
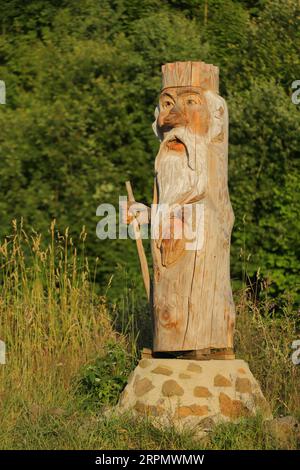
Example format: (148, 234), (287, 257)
(163, 100), (173, 109)
(186, 98), (197, 105)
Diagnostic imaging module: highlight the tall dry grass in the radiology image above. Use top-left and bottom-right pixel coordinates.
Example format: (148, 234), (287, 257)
(235, 288), (300, 419)
(0, 220), (115, 412)
(0, 221), (299, 449)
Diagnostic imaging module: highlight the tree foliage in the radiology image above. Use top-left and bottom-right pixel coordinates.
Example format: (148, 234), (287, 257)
(0, 0), (299, 302)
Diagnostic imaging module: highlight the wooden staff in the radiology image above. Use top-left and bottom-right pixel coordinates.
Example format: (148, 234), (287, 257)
(125, 181), (150, 301)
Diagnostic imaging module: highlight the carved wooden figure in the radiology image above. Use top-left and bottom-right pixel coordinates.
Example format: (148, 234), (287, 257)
(127, 61), (235, 356)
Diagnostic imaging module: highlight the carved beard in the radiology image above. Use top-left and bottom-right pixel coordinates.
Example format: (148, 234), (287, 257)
(154, 126), (208, 207)
(152, 127), (208, 263)
(153, 90), (227, 208)
(152, 91), (227, 260)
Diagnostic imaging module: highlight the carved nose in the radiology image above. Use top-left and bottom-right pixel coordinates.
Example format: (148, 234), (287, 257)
(169, 103), (181, 115)
(158, 103), (185, 131)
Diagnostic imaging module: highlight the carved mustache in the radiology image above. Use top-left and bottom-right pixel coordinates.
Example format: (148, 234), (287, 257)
(164, 134), (188, 155)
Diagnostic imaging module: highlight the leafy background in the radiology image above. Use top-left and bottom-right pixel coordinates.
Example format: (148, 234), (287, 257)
(0, 0), (299, 304)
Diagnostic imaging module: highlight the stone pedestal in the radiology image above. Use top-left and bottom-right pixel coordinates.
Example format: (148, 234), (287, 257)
(118, 358), (272, 429)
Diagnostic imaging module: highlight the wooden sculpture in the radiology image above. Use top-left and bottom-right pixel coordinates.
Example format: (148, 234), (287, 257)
(126, 61), (235, 357)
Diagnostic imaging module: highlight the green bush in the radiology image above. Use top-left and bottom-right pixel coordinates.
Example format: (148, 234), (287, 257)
(77, 340), (136, 409)
(0, 0), (299, 303)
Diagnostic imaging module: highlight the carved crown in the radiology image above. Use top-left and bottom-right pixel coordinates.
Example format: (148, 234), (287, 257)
(161, 61), (219, 93)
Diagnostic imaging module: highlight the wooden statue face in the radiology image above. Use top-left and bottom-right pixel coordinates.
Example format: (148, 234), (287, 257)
(157, 86), (210, 144)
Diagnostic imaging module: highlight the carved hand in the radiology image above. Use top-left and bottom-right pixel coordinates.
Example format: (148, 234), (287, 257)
(120, 201), (150, 226)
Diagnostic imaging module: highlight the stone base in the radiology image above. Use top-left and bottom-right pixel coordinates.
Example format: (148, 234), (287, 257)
(118, 358), (272, 429)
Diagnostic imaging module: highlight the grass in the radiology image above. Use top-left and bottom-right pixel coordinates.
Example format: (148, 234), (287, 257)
(0, 220), (116, 428)
(0, 221), (299, 450)
(235, 289), (300, 419)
